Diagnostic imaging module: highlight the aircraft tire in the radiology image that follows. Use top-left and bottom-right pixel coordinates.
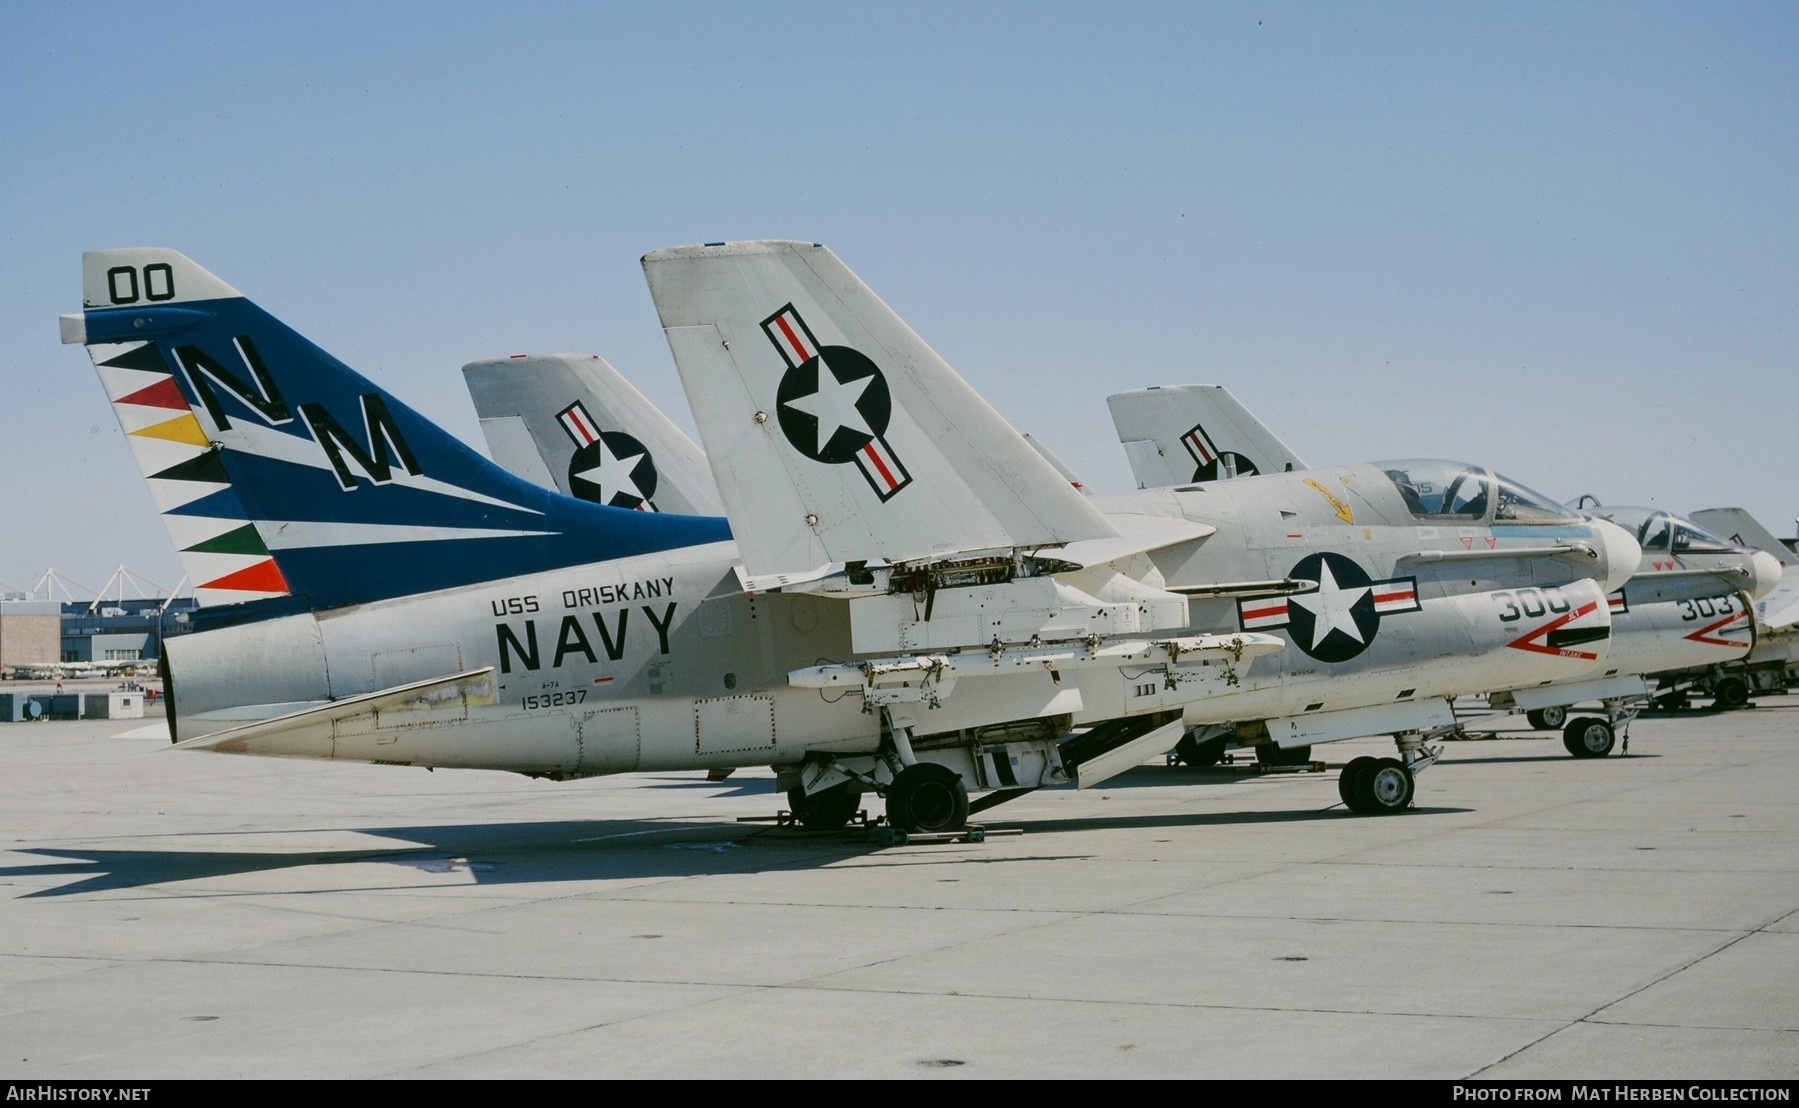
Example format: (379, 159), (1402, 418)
(1525, 705), (1568, 731)
(1654, 691), (1689, 711)
(1714, 677), (1751, 710)
(787, 783), (862, 831)
(886, 763), (969, 834)
(1338, 757), (1379, 812)
(1256, 743), (1313, 768)
(1362, 758), (1414, 814)
(1174, 731), (1227, 768)
(1561, 717), (1615, 758)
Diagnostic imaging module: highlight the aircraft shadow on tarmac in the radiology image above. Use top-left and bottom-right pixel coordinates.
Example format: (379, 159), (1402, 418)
(1434, 752), (1662, 766)
(2, 773), (1469, 898)
(3, 816), (844, 899)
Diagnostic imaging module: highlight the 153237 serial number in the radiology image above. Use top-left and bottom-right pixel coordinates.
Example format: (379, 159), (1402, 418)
(523, 690), (588, 710)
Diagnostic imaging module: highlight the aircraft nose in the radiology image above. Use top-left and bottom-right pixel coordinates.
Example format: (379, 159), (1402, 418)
(1749, 550), (1785, 600)
(1590, 517), (1641, 594)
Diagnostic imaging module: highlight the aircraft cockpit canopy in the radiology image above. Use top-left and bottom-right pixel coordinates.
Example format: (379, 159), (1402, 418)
(1592, 507), (1739, 553)
(1376, 460), (1578, 524)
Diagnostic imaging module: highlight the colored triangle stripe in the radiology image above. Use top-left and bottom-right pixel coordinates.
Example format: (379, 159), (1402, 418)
(182, 523), (269, 556)
(132, 413), (210, 447)
(117, 376), (190, 411)
(149, 451), (230, 484)
(199, 558), (289, 594)
(98, 342), (168, 373)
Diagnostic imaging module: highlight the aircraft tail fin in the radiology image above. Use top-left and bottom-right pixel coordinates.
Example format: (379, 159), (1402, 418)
(1107, 385), (1308, 489)
(1690, 508), (1790, 563)
(1021, 433), (1094, 497)
(463, 353), (724, 517)
(641, 240), (1116, 577)
(62, 249), (729, 610)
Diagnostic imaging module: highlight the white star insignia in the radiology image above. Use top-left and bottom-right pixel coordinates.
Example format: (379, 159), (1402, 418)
(574, 436), (650, 505)
(1289, 561), (1371, 650)
(782, 355), (873, 454)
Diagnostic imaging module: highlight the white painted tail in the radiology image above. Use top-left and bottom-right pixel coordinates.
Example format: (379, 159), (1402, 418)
(642, 240), (1116, 577)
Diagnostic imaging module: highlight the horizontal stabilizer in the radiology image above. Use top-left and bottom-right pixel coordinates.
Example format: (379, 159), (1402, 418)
(643, 241), (1117, 577)
(113, 723), (171, 740)
(171, 668), (496, 757)
(1053, 514), (1217, 570)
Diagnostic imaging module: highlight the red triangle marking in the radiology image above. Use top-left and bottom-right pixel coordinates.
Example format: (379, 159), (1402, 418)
(199, 559), (290, 594)
(117, 376), (190, 411)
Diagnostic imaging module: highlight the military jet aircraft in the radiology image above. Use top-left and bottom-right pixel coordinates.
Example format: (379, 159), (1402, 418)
(641, 240), (1641, 815)
(1109, 384), (1777, 758)
(467, 352), (1647, 791)
(63, 247), (1300, 835)
(1662, 507), (1799, 707)
(1574, 505), (1781, 714)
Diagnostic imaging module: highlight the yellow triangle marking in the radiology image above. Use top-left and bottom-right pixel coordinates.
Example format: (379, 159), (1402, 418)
(130, 413), (210, 447)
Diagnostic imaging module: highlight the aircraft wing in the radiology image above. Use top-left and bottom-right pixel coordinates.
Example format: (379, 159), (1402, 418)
(463, 354), (724, 517)
(1753, 574), (1799, 633)
(1108, 385), (1309, 489)
(642, 241), (1118, 578)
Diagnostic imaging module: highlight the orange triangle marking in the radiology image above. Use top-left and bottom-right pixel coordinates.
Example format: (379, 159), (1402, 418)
(199, 559), (290, 594)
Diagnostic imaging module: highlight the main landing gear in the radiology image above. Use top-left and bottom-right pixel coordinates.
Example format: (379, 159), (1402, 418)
(885, 763), (970, 834)
(785, 781), (864, 831)
(1713, 676), (1752, 710)
(1559, 696), (1639, 758)
(875, 711), (971, 833)
(784, 710), (975, 835)
(1337, 731), (1438, 815)
(1515, 696), (1638, 757)
(786, 767), (972, 835)
(1524, 704), (1568, 731)
(1561, 717), (1615, 758)
(1172, 730), (1227, 767)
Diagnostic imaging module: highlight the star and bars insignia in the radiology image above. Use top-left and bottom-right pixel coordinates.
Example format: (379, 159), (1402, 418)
(761, 303), (912, 501)
(1180, 420), (1259, 482)
(1238, 551), (1420, 663)
(556, 401), (659, 511)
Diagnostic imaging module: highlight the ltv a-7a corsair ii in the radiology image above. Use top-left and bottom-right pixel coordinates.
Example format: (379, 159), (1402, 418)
(64, 247), (1285, 834)
(1109, 384), (1776, 760)
(64, 244), (1635, 832)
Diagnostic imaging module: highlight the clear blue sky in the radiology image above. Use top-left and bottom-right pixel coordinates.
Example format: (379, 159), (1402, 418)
(3, 1), (1794, 595)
